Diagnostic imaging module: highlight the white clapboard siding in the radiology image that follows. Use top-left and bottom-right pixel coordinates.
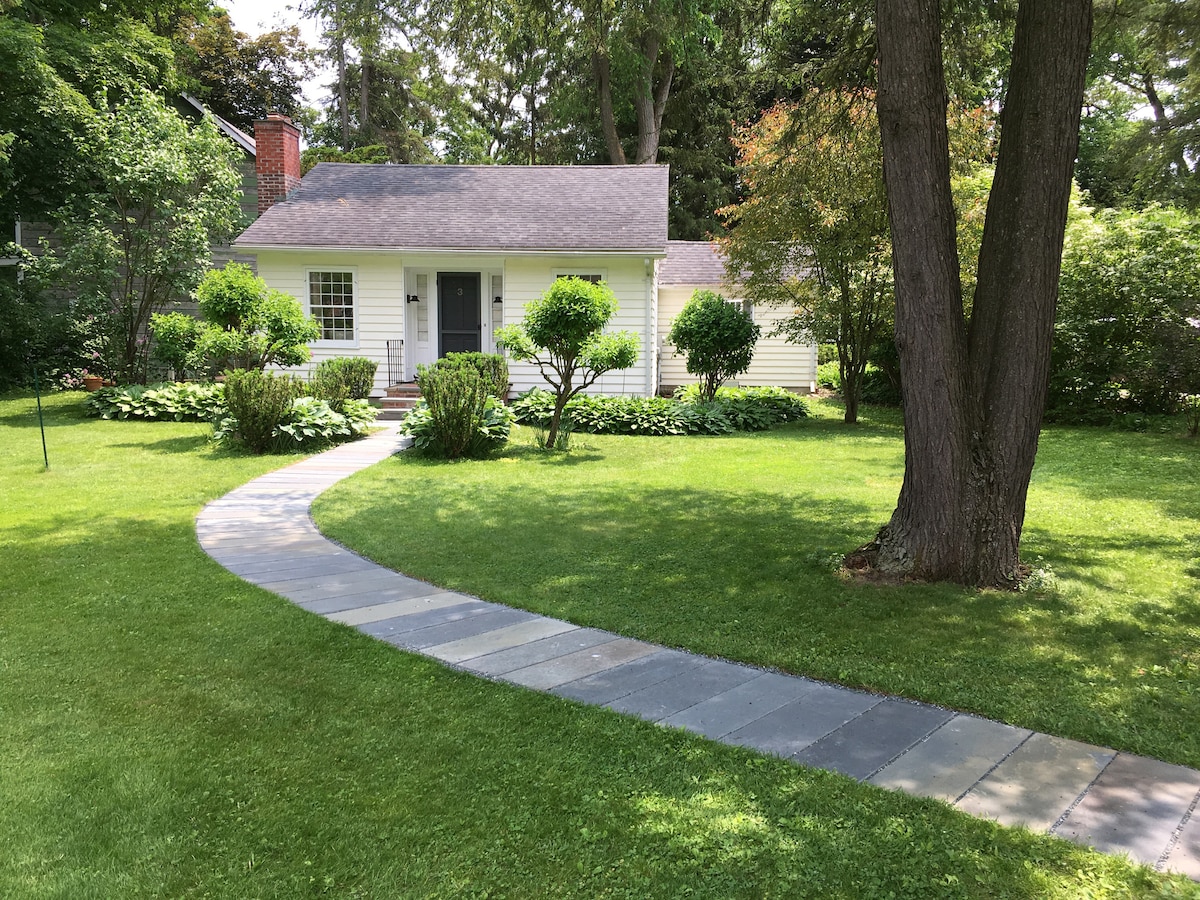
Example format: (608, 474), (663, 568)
(658, 284), (817, 394)
(255, 249), (405, 394)
(503, 256), (656, 397)
(254, 250), (660, 396)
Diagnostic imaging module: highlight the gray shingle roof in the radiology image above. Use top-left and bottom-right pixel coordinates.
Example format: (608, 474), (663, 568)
(659, 240), (730, 285)
(235, 163), (669, 253)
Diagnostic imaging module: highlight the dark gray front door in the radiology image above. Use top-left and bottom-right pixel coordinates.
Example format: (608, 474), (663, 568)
(438, 273), (482, 355)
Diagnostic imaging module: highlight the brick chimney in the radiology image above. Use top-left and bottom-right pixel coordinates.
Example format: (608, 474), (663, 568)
(254, 113), (302, 216)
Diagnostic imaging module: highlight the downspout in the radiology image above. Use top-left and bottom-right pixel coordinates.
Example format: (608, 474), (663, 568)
(645, 257), (656, 397)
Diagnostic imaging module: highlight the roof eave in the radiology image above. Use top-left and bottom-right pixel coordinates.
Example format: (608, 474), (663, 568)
(233, 242), (669, 258)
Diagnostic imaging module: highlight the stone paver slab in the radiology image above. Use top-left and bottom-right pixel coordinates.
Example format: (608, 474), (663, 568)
(326, 592), (470, 626)
(1164, 807), (1200, 879)
(299, 587), (467, 616)
(552, 649), (708, 705)
(390, 606), (538, 651)
(427, 618), (579, 664)
(661, 671), (819, 739)
(503, 639), (659, 690)
(460, 629), (619, 676)
(957, 733), (1115, 832)
(283, 574), (436, 604)
(358, 601), (492, 643)
(793, 699), (954, 780)
(607, 659), (761, 722)
(725, 681), (881, 759)
(869, 714), (1032, 802)
(258, 569), (399, 595)
(1055, 753), (1200, 864)
(221, 557), (368, 579)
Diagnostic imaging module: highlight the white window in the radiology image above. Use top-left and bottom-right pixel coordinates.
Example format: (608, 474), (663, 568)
(308, 270), (355, 341)
(554, 271), (604, 284)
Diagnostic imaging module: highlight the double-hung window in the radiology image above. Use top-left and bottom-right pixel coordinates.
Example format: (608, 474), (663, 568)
(308, 270), (355, 342)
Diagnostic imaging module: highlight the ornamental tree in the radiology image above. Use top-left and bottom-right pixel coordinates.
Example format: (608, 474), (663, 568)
(151, 263), (320, 376)
(29, 90), (243, 383)
(667, 290), (760, 401)
(496, 277), (638, 449)
(721, 94), (893, 424)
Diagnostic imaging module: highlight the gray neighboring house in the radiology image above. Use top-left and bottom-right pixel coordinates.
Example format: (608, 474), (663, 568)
(235, 116), (816, 396)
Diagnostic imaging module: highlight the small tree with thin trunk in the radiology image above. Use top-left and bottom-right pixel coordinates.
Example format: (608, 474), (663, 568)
(668, 289), (760, 401)
(496, 277), (638, 449)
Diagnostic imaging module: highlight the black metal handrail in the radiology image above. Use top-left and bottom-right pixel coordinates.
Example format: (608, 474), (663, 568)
(386, 339), (404, 385)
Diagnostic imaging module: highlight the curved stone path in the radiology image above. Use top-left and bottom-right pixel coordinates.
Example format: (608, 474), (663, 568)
(196, 426), (1200, 880)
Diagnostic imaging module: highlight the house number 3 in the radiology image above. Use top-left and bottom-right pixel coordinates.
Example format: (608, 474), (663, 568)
(457, 288), (463, 296)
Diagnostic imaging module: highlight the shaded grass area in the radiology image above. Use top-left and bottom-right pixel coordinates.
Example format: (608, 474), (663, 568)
(2, 393), (1192, 897)
(315, 402), (1200, 770)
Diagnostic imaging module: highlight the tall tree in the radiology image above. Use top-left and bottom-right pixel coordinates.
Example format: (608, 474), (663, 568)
(867, 0), (1092, 586)
(29, 91), (243, 382)
(1080, 0), (1200, 206)
(178, 12), (312, 129)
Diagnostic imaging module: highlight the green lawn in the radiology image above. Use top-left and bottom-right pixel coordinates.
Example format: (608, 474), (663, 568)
(314, 401), (1200, 771)
(2, 393), (1195, 898)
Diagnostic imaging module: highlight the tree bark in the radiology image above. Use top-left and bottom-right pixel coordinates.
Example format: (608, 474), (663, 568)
(633, 36), (673, 164)
(592, 38), (627, 165)
(873, 0), (1092, 586)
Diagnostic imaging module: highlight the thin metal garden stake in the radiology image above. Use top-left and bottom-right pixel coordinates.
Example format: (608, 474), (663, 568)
(33, 365), (49, 469)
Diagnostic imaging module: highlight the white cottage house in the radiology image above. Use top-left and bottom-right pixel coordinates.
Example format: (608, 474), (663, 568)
(234, 114), (816, 398)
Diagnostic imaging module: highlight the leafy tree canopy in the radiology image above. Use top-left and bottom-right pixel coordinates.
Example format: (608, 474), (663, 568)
(667, 290), (760, 401)
(28, 90), (244, 382)
(497, 277), (638, 448)
(177, 11), (312, 130)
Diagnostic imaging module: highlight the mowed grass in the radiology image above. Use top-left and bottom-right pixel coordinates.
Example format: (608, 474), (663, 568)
(2, 393), (1193, 898)
(315, 401), (1200, 770)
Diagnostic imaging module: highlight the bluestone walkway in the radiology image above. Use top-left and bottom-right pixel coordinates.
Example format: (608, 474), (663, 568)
(196, 426), (1200, 881)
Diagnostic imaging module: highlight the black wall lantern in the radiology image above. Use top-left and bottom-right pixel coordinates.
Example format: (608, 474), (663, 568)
(406, 294), (420, 303)
(493, 295), (503, 304)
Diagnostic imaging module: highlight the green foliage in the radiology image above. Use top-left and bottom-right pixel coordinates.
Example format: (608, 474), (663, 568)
(27, 90), (244, 383)
(405, 362), (513, 458)
(667, 290), (760, 401)
(178, 12), (312, 130)
(497, 277), (638, 448)
(722, 94), (893, 424)
(214, 368), (376, 453)
(1051, 205), (1200, 422)
(0, 277), (83, 390)
(417, 351), (509, 399)
(147, 311), (201, 378)
(512, 386), (807, 437)
(816, 361), (840, 390)
(300, 144), (390, 174)
(171, 263), (321, 375)
(273, 396), (376, 450)
(217, 369), (305, 454)
(82, 381), (225, 421)
(311, 356), (378, 411)
(401, 397), (514, 458)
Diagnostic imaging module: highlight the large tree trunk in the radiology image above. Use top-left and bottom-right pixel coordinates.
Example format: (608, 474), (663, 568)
(632, 36), (673, 164)
(872, 0), (1092, 587)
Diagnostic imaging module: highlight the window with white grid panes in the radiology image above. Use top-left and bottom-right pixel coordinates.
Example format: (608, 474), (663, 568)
(308, 271), (355, 340)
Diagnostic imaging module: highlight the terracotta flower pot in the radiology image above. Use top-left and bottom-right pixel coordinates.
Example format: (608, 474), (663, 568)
(83, 375), (104, 391)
